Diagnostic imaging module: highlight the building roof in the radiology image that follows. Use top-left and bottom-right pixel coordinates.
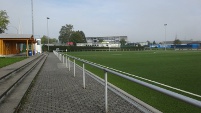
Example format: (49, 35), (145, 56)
(0, 34), (33, 38)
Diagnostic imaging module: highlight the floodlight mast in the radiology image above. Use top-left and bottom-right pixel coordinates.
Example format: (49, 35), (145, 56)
(164, 24), (167, 51)
(47, 17), (50, 51)
(31, 0), (34, 36)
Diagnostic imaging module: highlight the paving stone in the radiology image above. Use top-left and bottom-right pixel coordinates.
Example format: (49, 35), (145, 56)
(20, 53), (143, 113)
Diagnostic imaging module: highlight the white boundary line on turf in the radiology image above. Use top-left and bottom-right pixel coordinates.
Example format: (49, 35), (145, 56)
(89, 61), (201, 98)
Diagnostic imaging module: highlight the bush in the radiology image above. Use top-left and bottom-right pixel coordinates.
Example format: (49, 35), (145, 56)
(42, 45), (145, 52)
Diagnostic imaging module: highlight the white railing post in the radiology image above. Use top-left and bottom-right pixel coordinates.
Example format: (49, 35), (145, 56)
(68, 57), (70, 71)
(63, 54), (64, 64)
(60, 54), (62, 61)
(74, 59), (75, 77)
(66, 56), (68, 68)
(104, 70), (108, 113)
(83, 62), (86, 89)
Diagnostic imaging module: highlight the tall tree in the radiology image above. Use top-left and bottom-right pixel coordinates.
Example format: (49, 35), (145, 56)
(153, 40), (156, 45)
(147, 40), (151, 46)
(50, 38), (58, 44)
(120, 39), (126, 46)
(69, 31), (86, 46)
(0, 10), (9, 33)
(41, 35), (48, 44)
(41, 35), (58, 44)
(174, 39), (181, 45)
(77, 30), (87, 43)
(58, 24), (73, 44)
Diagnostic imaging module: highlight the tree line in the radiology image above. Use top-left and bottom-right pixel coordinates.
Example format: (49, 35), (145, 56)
(58, 24), (86, 46)
(41, 35), (58, 44)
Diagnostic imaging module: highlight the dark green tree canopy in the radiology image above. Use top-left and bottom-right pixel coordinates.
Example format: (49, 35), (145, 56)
(120, 38), (126, 46)
(0, 10), (9, 33)
(41, 35), (58, 44)
(77, 30), (87, 43)
(147, 40), (151, 46)
(58, 24), (73, 44)
(174, 39), (181, 45)
(69, 31), (86, 46)
(58, 24), (86, 45)
(41, 35), (48, 44)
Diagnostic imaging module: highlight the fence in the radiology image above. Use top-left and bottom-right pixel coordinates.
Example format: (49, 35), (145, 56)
(53, 50), (201, 113)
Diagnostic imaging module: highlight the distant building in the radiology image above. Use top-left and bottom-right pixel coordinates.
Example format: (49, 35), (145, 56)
(137, 42), (148, 46)
(154, 40), (201, 49)
(77, 36), (128, 47)
(86, 36), (127, 43)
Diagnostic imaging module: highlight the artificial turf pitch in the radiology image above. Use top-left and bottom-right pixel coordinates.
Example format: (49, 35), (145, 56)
(67, 51), (201, 113)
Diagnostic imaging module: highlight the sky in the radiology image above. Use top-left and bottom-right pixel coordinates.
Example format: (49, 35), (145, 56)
(1, 0), (201, 42)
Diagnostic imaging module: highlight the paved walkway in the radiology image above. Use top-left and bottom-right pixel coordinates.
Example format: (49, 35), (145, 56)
(20, 53), (143, 113)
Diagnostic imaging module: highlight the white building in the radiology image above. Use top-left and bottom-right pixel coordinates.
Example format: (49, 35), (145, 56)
(77, 36), (127, 47)
(35, 38), (42, 54)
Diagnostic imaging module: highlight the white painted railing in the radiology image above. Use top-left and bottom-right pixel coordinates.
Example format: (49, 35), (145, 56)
(53, 50), (201, 113)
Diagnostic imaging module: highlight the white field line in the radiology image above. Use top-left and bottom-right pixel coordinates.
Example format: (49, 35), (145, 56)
(89, 61), (201, 98)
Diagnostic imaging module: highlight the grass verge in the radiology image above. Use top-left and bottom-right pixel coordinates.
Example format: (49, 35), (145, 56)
(0, 57), (27, 68)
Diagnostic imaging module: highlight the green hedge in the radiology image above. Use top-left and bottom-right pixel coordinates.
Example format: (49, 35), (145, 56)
(42, 45), (145, 52)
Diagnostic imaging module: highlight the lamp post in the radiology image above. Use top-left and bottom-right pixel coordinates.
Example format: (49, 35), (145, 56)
(164, 24), (167, 51)
(47, 17), (50, 51)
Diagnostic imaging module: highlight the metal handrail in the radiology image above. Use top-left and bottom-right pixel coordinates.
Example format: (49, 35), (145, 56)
(53, 51), (201, 112)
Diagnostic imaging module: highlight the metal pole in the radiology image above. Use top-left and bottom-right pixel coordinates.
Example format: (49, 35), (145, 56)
(74, 59), (75, 77)
(68, 57), (70, 71)
(66, 56), (68, 68)
(63, 54), (64, 64)
(60, 54), (62, 62)
(104, 70), (108, 113)
(83, 62), (85, 89)
(31, 0), (34, 36)
(164, 24), (167, 51)
(47, 17), (50, 51)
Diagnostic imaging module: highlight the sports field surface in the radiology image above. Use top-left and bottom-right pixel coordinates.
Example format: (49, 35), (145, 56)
(67, 51), (201, 113)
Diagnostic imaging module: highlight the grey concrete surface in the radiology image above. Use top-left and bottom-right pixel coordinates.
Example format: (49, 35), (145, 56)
(19, 53), (143, 113)
(0, 54), (47, 113)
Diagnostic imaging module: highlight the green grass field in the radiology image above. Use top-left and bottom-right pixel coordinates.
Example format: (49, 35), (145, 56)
(67, 51), (201, 113)
(0, 57), (26, 68)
